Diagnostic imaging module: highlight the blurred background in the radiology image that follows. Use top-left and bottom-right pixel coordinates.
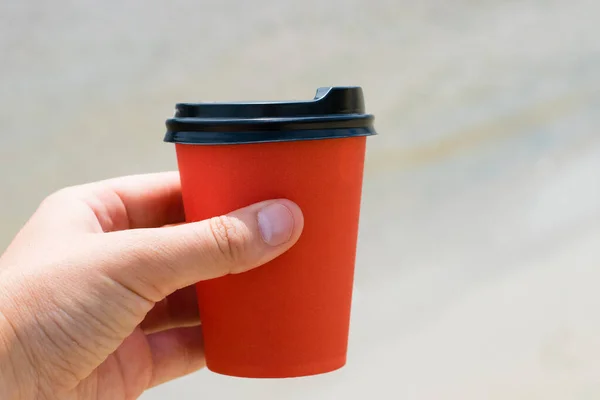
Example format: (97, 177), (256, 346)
(2, 0), (600, 398)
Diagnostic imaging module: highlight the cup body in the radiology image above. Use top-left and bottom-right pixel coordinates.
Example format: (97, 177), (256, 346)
(175, 135), (367, 378)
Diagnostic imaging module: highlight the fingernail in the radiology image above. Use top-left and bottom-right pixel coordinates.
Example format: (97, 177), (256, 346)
(258, 203), (295, 246)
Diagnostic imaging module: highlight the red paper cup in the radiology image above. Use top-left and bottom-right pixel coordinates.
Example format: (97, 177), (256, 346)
(164, 87), (376, 378)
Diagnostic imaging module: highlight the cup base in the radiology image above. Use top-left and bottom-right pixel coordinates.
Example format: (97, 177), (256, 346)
(206, 356), (347, 379)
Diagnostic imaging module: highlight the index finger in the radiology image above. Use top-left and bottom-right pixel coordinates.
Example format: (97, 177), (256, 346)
(45, 172), (186, 232)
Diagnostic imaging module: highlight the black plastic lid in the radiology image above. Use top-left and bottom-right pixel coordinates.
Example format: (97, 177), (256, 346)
(164, 86), (376, 145)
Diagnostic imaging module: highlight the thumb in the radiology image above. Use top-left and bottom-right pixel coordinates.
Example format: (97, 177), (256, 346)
(99, 199), (304, 301)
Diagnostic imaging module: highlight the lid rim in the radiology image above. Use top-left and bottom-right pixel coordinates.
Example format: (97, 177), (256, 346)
(168, 113), (371, 123)
(165, 114), (374, 133)
(164, 127), (377, 145)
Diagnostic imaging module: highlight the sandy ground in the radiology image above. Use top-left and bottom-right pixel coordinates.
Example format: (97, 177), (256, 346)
(1, 1), (600, 398)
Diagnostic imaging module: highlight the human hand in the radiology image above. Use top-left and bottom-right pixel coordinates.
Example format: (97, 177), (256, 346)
(0, 172), (303, 400)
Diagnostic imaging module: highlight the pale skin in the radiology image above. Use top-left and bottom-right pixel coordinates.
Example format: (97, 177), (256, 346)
(0, 172), (304, 400)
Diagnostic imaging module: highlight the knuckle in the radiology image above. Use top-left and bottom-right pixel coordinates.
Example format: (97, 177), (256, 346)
(207, 216), (250, 268)
(39, 187), (79, 210)
(49, 186), (79, 201)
